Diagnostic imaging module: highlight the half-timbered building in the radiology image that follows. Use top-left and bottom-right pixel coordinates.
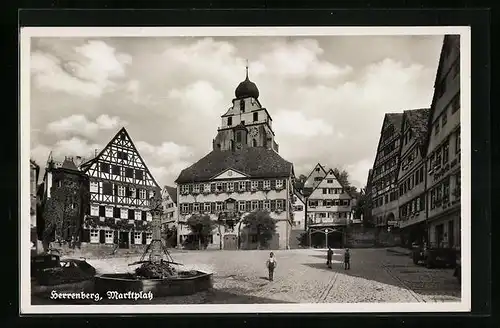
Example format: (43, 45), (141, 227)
(79, 127), (161, 250)
(302, 164), (354, 248)
(161, 185), (178, 227)
(425, 35), (461, 250)
(370, 113), (403, 233)
(175, 68), (295, 250)
(397, 108), (430, 248)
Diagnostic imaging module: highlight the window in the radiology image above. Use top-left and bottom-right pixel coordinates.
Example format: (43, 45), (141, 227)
(216, 202), (223, 211)
(443, 140), (450, 164)
(239, 181), (246, 191)
(112, 165), (121, 176)
(120, 208), (128, 219)
(216, 183), (223, 192)
(134, 232), (142, 244)
(105, 206), (113, 218)
(251, 180), (258, 190)
(323, 188), (327, 194)
(241, 120), (245, 125)
(435, 122), (440, 135)
(90, 181), (98, 193)
(276, 200), (283, 210)
(193, 203), (200, 213)
(146, 233), (153, 244)
(251, 201), (258, 211)
(442, 109), (448, 126)
(276, 180), (284, 189)
(193, 184), (200, 193)
(202, 183), (210, 193)
(118, 185), (125, 197)
(451, 93), (460, 113)
(90, 230), (99, 243)
(102, 182), (113, 196)
(146, 212), (152, 221)
(456, 130), (461, 153)
(202, 203), (210, 213)
(129, 187), (136, 198)
(181, 185), (189, 194)
(117, 151), (128, 161)
(227, 117), (232, 126)
(149, 190), (155, 199)
(91, 205), (99, 216)
(327, 179), (333, 183)
(237, 201), (245, 212)
(100, 163), (110, 173)
(236, 131), (242, 143)
(240, 99), (245, 112)
(385, 195), (389, 203)
(253, 112), (258, 122)
(309, 200), (318, 207)
(105, 231), (114, 244)
(135, 170), (143, 180)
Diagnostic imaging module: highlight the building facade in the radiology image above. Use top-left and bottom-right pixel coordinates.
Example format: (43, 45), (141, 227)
(79, 127), (161, 250)
(175, 68), (295, 250)
(30, 160), (40, 253)
(371, 113), (403, 232)
(303, 164), (354, 248)
(292, 191), (306, 231)
(397, 108), (430, 248)
(425, 35), (461, 249)
(38, 157), (89, 249)
(161, 185), (178, 226)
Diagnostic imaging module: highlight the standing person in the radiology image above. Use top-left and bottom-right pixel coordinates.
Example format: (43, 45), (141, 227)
(344, 248), (351, 270)
(327, 246), (333, 268)
(266, 252), (277, 281)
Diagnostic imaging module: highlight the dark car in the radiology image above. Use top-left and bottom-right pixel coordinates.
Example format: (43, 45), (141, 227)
(412, 243), (457, 268)
(31, 254), (96, 286)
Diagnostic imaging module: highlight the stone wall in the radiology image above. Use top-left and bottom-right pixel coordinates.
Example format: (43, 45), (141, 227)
(47, 242), (149, 259)
(345, 225), (401, 248)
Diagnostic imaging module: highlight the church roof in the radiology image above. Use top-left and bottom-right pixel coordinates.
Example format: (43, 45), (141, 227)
(175, 147), (293, 184)
(235, 69), (259, 99)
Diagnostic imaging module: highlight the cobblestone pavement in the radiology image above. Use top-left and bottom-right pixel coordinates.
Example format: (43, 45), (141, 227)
(32, 248), (461, 304)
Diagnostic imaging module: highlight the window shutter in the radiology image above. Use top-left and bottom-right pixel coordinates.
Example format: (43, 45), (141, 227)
(142, 232), (146, 245)
(99, 206), (105, 217)
(136, 189), (140, 199)
(258, 180), (263, 190)
(99, 230), (105, 243)
(210, 183), (215, 192)
(126, 186), (130, 196)
(81, 229), (90, 242)
(141, 211), (146, 221)
(246, 181), (251, 190)
(270, 180), (276, 189)
(114, 231), (118, 244)
(131, 233), (135, 244)
(128, 209), (134, 220)
(113, 184), (117, 196)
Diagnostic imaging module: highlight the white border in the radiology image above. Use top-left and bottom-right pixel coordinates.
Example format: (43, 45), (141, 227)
(20, 26), (472, 314)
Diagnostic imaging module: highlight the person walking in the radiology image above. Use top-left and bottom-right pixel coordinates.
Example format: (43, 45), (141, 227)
(344, 248), (351, 270)
(326, 246), (333, 268)
(266, 252), (277, 281)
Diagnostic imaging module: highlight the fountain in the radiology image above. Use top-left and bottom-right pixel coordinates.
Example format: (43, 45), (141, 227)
(94, 196), (213, 298)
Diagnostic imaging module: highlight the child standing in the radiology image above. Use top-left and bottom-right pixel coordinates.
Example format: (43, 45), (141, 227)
(266, 252), (277, 281)
(344, 248), (351, 270)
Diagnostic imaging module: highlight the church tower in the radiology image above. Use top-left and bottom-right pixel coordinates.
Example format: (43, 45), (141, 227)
(212, 62), (279, 153)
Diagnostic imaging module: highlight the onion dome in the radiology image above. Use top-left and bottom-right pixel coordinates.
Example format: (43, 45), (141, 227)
(235, 64), (259, 99)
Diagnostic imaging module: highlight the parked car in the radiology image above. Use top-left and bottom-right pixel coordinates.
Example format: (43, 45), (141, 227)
(412, 243), (457, 268)
(31, 252), (96, 286)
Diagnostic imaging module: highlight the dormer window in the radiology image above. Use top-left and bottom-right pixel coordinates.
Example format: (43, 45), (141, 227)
(227, 117), (232, 126)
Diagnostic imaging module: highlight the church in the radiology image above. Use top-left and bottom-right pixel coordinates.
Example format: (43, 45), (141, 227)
(175, 66), (295, 250)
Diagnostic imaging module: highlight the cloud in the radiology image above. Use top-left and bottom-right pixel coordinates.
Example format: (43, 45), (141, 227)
(31, 137), (101, 167)
(46, 114), (127, 138)
(273, 111), (334, 137)
(135, 141), (194, 164)
(253, 39), (353, 80)
(344, 158), (375, 189)
(167, 81), (225, 116)
(31, 40), (132, 98)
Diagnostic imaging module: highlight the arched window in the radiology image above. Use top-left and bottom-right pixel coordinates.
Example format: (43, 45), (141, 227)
(252, 139), (257, 147)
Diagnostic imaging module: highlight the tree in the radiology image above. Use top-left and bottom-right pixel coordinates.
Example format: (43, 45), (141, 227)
(294, 174), (308, 191)
(333, 168), (358, 194)
(186, 214), (216, 250)
(241, 210), (277, 249)
(352, 188), (374, 227)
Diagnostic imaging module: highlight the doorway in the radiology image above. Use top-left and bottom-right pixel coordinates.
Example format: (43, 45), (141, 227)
(119, 231), (129, 249)
(223, 234), (238, 250)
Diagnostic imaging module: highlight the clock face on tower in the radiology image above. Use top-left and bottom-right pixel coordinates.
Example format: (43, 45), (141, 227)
(249, 126), (258, 138)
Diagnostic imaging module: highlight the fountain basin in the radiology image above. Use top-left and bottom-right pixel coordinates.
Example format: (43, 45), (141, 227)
(94, 271), (213, 297)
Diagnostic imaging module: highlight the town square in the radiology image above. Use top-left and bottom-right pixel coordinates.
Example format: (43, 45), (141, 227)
(26, 30), (463, 307)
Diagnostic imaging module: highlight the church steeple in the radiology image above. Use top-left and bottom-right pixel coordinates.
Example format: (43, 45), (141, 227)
(235, 60), (259, 99)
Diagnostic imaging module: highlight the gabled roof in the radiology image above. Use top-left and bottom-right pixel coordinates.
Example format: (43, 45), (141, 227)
(309, 168), (353, 199)
(61, 157), (79, 171)
(175, 147), (293, 184)
(385, 113), (404, 133)
(163, 185), (177, 204)
(80, 127), (161, 190)
(403, 108), (431, 146)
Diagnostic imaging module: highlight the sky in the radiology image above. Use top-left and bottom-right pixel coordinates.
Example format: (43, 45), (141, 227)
(29, 34), (444, 189)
